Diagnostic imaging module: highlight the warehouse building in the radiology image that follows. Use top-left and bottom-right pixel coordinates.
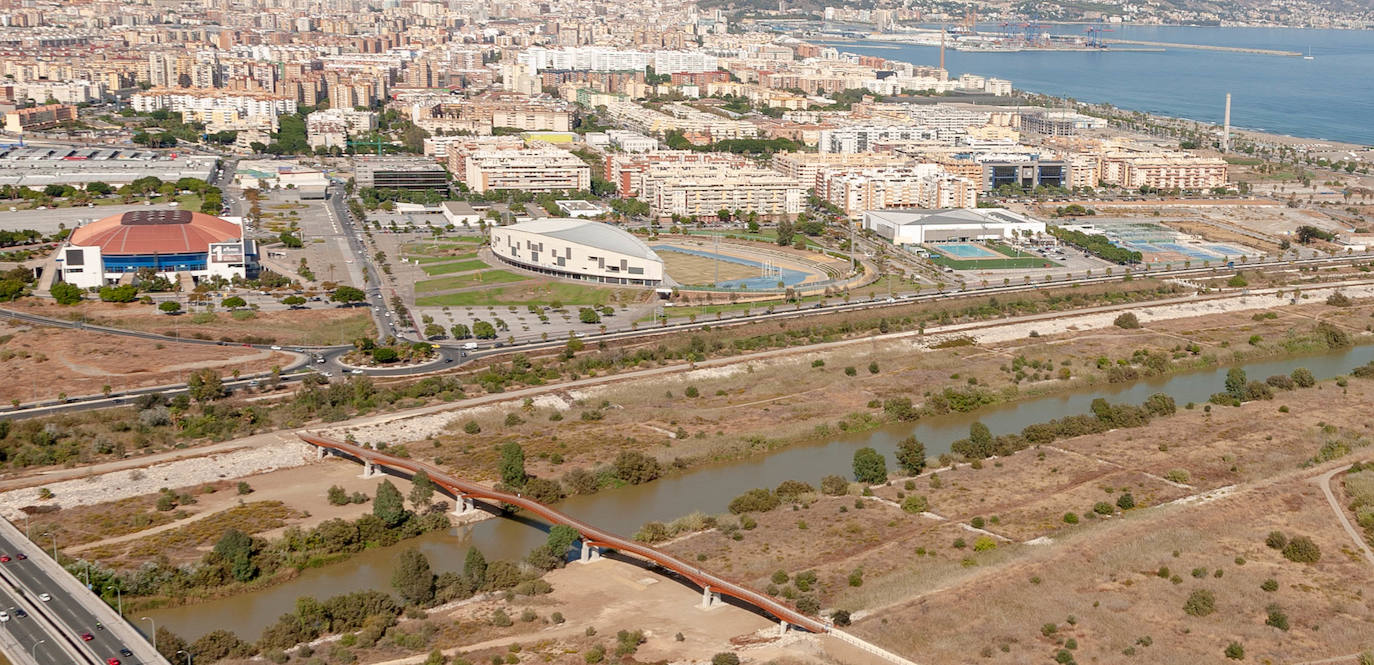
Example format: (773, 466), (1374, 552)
(489, 218), (664, 286)
(863, 208), (1044, 246)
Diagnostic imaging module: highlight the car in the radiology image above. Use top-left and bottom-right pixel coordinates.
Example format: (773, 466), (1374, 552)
(16, 553), (27, 560)
(38, 593), (50, 602)
(108, 658), (122, 665)
(120, 649), (132, 657)
(0, 555), (9, 562)
(270, 345), (282, 350)
(13, 608), (26, 618)
(321, 371), (333, 378)
(80, 632), (94, 641)
(0, 611), (8, 622)
(350, 369), (364, 375)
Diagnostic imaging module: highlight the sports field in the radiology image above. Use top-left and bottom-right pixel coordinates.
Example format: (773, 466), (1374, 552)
(925, 242), (1060, 270)
(659, 249), (758, 285)
(421, 259), (489, 276)
(415, 270), (527, 293)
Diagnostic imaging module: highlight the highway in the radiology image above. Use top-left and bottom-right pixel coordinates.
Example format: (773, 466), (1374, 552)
(0, 519), (167, 664)
(4, 249), (1373, 421)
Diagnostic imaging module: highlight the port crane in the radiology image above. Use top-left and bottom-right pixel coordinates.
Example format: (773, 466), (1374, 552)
(1084, 25), (1114, 48)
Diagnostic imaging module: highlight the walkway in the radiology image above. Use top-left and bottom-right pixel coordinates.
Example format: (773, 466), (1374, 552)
(297, 432), (830, 634)
(1315, 466), (1374, 567)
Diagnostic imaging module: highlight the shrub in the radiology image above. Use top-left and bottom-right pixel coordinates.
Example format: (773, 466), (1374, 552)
(1164, 469), (1191, 484)
(1225, 642), (1245, 660)
(1291, 367), (1316, 388)
(1261, 578), (1278, 592)
(844, 366), (857, 376)
(795, 595), (820, 614)
(820, 475), (848, 496)
(1281, 535), (1321, 563)
(831, 609), (851, 626)
(1062, 512), (1079, 524)
(1183, 589), (1216, 617)
(1114, 312), (1141, 329)
(901, 494), (928, 514)
(463, 420), (481, 434)
(685, 386), (699, 398)
(1265, 531), (1288, 550)
(847, 569), (863, 587)
(1327, 291), (1352, 307)
(728, 488), (780, 514)
(1265, 604), (1289, 631)
(1116, 492), (1136, 510)
(490, 609), (512, 627)
(712, 654), (741, 665)
(1093, 501), (1115, 515)
(972, 536), (997, 552)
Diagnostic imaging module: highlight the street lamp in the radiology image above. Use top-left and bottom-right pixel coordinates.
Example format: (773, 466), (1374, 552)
(42, 532), (56, 561)
(177, 649), (191, 665)
(30, 639), (45, 659)
(105, 584), (122, 617)
(141, 616), (156, 651)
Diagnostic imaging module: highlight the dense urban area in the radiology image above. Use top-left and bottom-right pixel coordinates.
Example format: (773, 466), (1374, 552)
(0, 0), (1371, 664)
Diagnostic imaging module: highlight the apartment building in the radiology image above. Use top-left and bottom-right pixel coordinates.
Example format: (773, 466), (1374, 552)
(131, 88), (297, 123)
(818, 166), (978, 218)
(2, 103), (76, 132)
(640, 163), (804, 220)
(604, 151), (750, 197)
(1106, 154), (1229, 190)
(770, 152), (914, 190)
(606, 101), (759, 141)
(818, 125), (943, 153)
(305, 109), (378, 149)
(455, 146), (592, 193)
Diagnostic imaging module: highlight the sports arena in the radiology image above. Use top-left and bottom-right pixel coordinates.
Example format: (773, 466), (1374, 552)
(57, 209), (256, 289)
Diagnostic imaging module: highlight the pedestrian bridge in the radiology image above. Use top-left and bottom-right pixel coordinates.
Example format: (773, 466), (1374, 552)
(298, 432), (831, 634)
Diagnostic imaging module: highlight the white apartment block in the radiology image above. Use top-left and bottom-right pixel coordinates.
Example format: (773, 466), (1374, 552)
(518, 47), (717, 74)
(770, 152), (915, 190)
(306, 109), (378, 149)
(3, 79), (106, 104)
(818, 126), (942, 153)
(606, 102), (759, 140)
(819, 166), (978, 218)
(132, 88), (298, 121)
(606, 130), (658, 152)
(640, 164), (804, 220)
(460, 147), (592, 193)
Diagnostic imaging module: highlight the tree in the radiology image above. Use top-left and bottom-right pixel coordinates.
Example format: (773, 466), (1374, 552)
(613, 451), (661, 484)
(221, 296), (247, 310)
(463, 547), (487, 589)
(99, 284), (138, 303)
(155, 627), (189, 663)
(372, 347), (398, 363)
(158, 300), (181, 315)
(188, 629), (251, 662)
(547, 525), (580, 557)
(392, 547), (435, 606)
(954, 421), (995, 459)
(894, 436), (926, 475)
(1225, 367), (1248, 400)
(331, 286), (366, 305)
(282, 295), (306, 308)
(775, 219), (795, 246)
(473, 321), (497, 339)
(1114, 312), (1140, 329)
(852, 447), (887, 484)
(1291, 367), (1316, 388)
(579, 307), (601, 324)
(373, 479), (407, 528)
(187, 368), (225, 402)
(423, 323), (445, 339)
(409, 470), (434, 508)
(213, 528), (257, 582)
(450, 323), (471, 339)
(278, 231), (303, 248)
(50, 281), (82, 305)
(499, 442), (526, 487)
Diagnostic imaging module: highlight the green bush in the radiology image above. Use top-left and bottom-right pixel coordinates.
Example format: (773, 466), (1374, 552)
(1281, 535), (1321, 563)
(1063, 512), (1079, 524)
(1114, 312), (1141, 329)
(1225, 642), (1245, 660)
(1183, 589), (1216, 617)
(1265, 531), (1287, 550)
(728, 488), (781, 514)
(900, 494), (928, 514)
(1093, 501), (1115, 515)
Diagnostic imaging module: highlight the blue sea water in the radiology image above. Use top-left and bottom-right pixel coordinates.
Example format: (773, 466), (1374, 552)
(830, 25), (1374, 145)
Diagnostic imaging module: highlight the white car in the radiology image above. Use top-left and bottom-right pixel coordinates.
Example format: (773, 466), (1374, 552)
(0, 611), (8, 622)
(38, 593), (50, 602)
(350, 369), (364, 375)
(270, 345), (282, 351)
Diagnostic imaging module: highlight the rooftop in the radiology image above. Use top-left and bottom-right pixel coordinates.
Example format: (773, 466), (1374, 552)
(505, 218), (661, 263)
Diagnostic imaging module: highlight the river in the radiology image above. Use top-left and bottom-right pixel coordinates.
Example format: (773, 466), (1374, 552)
(820, 25), (1374, 146)
(148, 342), (1374, 640)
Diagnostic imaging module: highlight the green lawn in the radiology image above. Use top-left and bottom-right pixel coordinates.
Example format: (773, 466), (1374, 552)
(413, 253), (478, 264)
(415, 282), (639, 307)
(403, 239), (484, 255)
(415, 270), (528, 293)
(421, 259), (489, 275)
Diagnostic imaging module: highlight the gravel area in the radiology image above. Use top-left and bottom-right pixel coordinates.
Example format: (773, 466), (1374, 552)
(0, 435), (315, 519)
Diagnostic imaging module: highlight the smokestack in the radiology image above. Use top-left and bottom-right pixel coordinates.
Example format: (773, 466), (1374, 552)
(1222, 93), (1231, 153)
(940, 28), (946, 71)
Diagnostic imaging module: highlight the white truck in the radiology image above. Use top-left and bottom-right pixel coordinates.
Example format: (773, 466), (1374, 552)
(463, 342), (479, 350)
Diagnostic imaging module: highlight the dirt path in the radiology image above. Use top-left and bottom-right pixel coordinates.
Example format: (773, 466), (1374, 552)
(1315, 466), (1374, 567)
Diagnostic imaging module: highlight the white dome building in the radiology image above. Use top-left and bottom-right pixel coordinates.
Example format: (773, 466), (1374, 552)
(489, 218), (665, 286)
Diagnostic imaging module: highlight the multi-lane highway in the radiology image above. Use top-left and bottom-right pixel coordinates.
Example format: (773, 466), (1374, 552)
(0, 518), (167, 665)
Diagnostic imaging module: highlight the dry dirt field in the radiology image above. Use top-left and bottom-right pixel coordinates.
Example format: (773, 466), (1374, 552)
(653, 376), (1374, 664)
(8, 298), (374, 346)
(0, 320), (292, 403)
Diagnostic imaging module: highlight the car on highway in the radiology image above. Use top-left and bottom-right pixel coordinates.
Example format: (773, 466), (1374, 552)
(38, 593), (50, 602)
(108, 658), (122, 665)
(13, 608), (25, 618)
(80, 632), (94, 641)
(16, 553), (26, 560)
(0, 611), (9, 622)
(0, 555), (9, 562)
(119, 648), (132, 657)
(350, 369), (364, 375)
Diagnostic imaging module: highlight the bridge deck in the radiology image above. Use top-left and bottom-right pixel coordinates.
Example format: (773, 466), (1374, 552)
(298, 432), (830, 634)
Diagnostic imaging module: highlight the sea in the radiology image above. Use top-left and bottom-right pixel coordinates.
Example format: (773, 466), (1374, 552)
(822, 25), (1374, 146)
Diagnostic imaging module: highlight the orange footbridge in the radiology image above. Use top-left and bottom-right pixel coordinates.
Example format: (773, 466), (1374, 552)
(299, 433), (830, 634)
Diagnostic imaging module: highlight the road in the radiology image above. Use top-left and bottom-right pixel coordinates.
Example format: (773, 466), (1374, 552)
(5, 249), (1374, 420)
(1315, 466), (1374, 567)
(0, 517), (168, 664)
(325, 184), (399, 341)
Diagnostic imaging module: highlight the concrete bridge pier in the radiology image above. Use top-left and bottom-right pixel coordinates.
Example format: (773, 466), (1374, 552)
(776, 620), (790, 637)
(452, 497), (476, 516)
(700, 586), (721, 610)
(315, 446), (327, 460)
(360, 460), (376, 478)
(579, 541), (602, 564)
